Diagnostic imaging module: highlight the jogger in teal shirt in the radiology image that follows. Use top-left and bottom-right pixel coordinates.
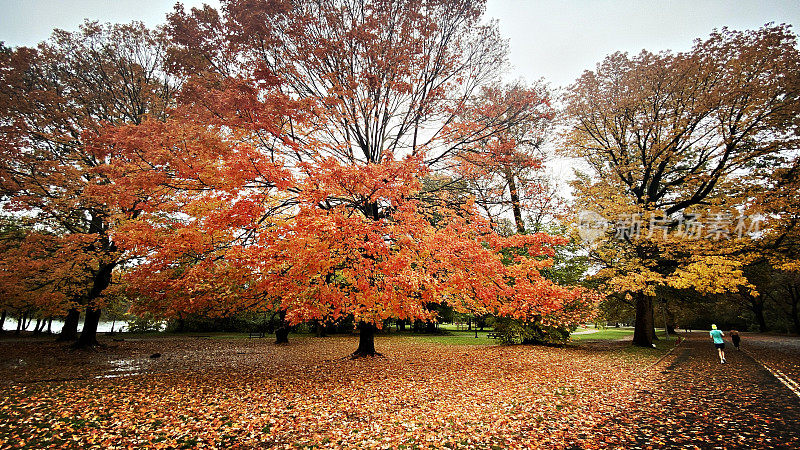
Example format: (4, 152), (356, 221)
(710, 324), (726, 364)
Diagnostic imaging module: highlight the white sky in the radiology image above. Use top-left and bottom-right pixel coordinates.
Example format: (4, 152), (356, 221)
(2, 0), (798, 191)
(486, 0), (800, 88)
(2, 0), (798, 88)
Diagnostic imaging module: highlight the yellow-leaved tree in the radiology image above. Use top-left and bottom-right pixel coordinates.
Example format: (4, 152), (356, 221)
(563, 25), (800, 346)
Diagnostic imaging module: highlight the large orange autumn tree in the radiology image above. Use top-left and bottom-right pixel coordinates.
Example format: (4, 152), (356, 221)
(103, 0), (595, 356)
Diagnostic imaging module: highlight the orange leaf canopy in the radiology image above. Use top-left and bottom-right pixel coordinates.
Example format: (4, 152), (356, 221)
(107, 118), (589, 327)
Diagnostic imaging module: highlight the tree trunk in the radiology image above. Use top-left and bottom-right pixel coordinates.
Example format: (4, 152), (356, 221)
(57, 308), (80, 342)
(787, 284), (800, 335)
(351, 322), (380, 358)
(666, 306), (676, 334)
(76, 306), (101, 348)
(275, 326), (290, 344)
(396, 319), (406, 331)
(633, 293), (656, 347)
(741, 288), (769, 333)
(650, 299), (658, 341)
(20, 312), (31, 332)
(313, 320), (327, 337)
(15, 312), (24, 334)
(274, 311), (289, 344)
(33, 318), (43, 334)
(75, 262), (116, 349)
(0, 310), (6, 332)
(752, 299), (768, 332)
(506, 170), (526, 234)
(46, 317), (52, 334)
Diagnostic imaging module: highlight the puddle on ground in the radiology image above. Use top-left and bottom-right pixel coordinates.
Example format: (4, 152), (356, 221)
(96, 358), (149, 379)
(6, 358), (27, 369)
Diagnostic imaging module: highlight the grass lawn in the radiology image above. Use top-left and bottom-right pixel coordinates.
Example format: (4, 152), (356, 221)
(399, 330), (497, 346)
(101, 326), (661, 347)
(569, 327), (635, 341)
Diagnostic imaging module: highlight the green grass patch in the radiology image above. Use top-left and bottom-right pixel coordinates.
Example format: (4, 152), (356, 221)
(393, 331), (497, 346)
(437, 323), (474, 332)
(569, 328), (634, 341)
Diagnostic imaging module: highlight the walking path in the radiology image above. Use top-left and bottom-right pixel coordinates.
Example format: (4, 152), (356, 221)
(583, 334), (800, 448)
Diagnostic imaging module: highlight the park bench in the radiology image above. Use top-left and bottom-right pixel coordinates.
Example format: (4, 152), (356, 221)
(248, 331), (265, 338)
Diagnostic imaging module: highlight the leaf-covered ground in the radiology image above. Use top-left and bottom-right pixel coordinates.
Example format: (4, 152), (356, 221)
(575, 333), (800, 449)
(0, 333), (798, 448)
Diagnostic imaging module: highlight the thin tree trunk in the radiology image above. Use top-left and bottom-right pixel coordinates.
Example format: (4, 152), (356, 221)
(46, 317), (52, 334)
(666, 306), (676, 334)
(313, 320), (327, 337)
(110, 318), (116, 334)
(0, 310), (5, 332)
(789, 285), (799, 334)
(650, 299), (658, 341)
(752, 298), (768, 333)
(352, 322), (380, 358)
(33, 318), (43, 334)
(15, 312), (24, 335)
(506, 170), (526, 234)
(57, 308), (80, 342)
(21, 312), (31, 331)
(741, 287), (769, 333)
(425, 321), (437, 333)
(633, 293), (656, 347)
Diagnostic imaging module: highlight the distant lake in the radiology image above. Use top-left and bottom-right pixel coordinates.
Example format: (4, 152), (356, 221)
(2, 318), (128, 333)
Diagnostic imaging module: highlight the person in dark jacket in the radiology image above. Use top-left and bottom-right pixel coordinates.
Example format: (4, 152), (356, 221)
(730, 329), (741, 350)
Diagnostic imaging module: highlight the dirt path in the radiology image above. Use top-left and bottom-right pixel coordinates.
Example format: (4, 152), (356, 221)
(737, 333), (800, 385)
(581, 334), (800, 448)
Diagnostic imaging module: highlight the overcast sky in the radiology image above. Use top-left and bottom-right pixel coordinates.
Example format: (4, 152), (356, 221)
(2, 0), (799, 89)
(3, 0), (797, 187)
